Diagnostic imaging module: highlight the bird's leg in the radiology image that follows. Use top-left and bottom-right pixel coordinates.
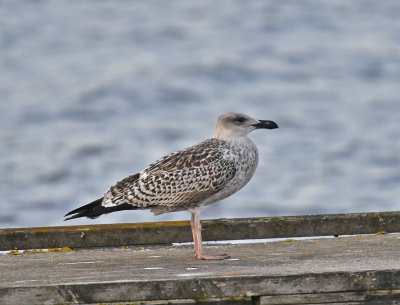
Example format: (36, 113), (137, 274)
(190, 209), (230, 260)
(190, 212), (199, 255)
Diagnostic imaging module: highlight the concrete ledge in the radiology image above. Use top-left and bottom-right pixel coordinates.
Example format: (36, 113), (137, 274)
(1, 211), (400, 250)
(2, 212), (400, 304)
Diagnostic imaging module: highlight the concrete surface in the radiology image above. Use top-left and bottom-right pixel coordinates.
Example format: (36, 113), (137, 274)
(1, 232), (400, 304)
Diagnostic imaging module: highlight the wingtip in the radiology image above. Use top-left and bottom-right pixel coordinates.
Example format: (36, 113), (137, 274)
(64, 197), (104, 221)
(63, 213), (79, 221)
(63, 206), (84, 220)
(63, 210), (79, 220)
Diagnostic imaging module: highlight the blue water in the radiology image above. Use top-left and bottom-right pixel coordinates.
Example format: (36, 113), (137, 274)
(1, 0), (400, 228)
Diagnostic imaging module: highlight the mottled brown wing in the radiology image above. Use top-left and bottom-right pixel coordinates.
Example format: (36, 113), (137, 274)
(104, 139), (237, 211)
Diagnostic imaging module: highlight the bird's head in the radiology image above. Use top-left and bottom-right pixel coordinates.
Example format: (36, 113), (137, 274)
(213, 112), (278, 140)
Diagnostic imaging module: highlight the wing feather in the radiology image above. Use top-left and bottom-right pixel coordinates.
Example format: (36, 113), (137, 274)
(103, 139), (237, 212)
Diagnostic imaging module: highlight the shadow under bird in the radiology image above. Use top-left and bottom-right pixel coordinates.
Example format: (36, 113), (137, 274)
(65, 112), (278, 260)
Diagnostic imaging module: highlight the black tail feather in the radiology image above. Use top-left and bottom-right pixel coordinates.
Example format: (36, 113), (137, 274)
(64, 198), (139, 221)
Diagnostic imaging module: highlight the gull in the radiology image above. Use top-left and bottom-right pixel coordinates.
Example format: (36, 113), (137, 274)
(64, 112), (278, 260)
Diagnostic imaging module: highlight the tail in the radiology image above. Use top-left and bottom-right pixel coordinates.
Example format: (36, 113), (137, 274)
(64, 198), (139, 221)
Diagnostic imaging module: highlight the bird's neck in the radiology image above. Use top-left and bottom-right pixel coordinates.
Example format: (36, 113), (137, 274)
(213, 128), (245, 141)
(213, 133), (254, 147)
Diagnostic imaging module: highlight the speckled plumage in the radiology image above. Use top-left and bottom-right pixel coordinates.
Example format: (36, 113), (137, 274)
(65, 112), (278, 260)
(102, 137), (258, 215)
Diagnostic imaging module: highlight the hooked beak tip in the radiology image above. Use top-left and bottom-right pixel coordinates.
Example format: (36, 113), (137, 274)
(253, 120), (279, 129)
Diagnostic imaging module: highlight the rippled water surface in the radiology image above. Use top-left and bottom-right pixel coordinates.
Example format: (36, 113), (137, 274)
(1, 0), (400, 228)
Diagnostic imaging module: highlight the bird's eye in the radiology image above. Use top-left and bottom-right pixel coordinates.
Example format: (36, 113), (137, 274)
(235, 117), (246, 123)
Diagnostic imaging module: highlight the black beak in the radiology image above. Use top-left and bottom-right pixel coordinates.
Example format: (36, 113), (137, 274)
(252, 120), (279, 129)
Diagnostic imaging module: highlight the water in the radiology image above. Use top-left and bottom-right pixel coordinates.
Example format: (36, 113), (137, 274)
(1, 0), (400, 228)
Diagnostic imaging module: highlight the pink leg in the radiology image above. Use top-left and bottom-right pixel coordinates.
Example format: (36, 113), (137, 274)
(190, 209), (230, 260)
(190, 212), (199, 255)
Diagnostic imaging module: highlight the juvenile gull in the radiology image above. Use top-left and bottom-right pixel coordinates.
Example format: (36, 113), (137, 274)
(64, 112), (278, 260)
